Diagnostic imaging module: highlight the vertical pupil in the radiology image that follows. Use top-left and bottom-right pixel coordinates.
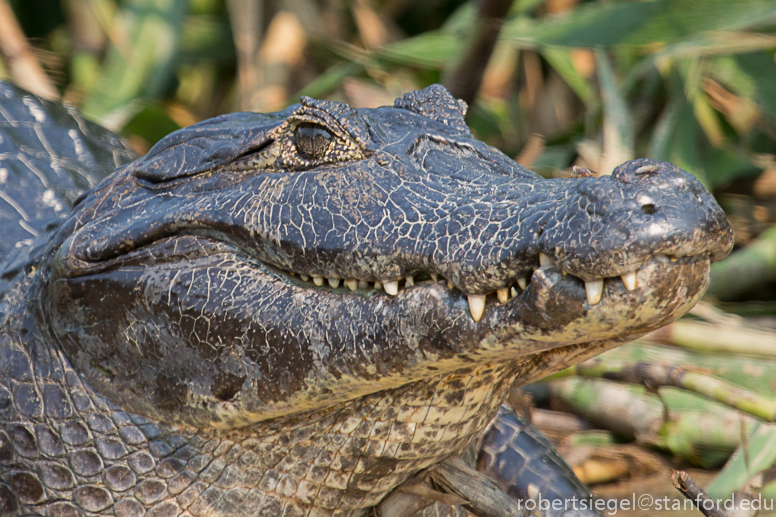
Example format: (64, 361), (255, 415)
(296, 123), (332, 159)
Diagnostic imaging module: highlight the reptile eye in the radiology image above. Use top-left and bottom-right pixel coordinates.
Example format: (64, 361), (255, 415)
(295, 123), (333, 160)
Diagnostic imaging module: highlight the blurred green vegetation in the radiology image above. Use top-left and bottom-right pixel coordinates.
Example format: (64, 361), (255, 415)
(4, 0), (776, 509)
(5, 0), (775, 190)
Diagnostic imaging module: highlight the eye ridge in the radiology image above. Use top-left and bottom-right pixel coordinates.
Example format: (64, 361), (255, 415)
(295, 123), (334, 160)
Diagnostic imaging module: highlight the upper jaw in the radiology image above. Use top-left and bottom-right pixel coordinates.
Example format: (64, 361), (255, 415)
(53, 154), (733, 325)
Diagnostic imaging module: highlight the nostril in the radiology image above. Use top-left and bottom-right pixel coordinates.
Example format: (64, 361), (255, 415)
(637, 193), (656, 215)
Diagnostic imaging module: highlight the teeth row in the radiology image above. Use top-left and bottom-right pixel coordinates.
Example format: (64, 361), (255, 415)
(291, 253), (640, 323)
(538, 253), (638, 307)
(294, 272), (527, 317)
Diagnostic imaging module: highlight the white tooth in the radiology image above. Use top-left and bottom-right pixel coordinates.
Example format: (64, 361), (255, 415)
(313, 275), (324, 286)
(511, 287), (518, 297)
(384, 281), (399, 295)
(621, 272), (637, 291)
(497, 288), (509, 303)
(447, 280), (454, 289)
(670, 256), (677, 262)
(405, 276), (414, 286)
(374, 281), (383, 290)
(585, 279), (604, 305)
(539, 253), (554, 268)
(517, 277), (527, 290)
(358, 280), (369, 289)
(468, 295), (486, 322)
(431, 273), (438, 282)
(300, 274), (310, 281)
(328, 278), (340, 288)
(346, 279), (358, 291)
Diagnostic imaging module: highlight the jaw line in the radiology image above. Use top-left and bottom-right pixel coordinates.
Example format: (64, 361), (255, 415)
(58, 231), (712, 347)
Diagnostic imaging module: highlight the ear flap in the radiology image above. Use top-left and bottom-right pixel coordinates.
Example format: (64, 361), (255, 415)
(394, 84), (471, 136)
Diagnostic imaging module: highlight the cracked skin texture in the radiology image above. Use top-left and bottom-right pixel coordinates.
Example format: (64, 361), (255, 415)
(0, 84), (732, 516)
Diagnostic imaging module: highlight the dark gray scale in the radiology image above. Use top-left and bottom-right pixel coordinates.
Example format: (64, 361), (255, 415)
(478, 405), (602, 517)
(0, 82), (136, 260)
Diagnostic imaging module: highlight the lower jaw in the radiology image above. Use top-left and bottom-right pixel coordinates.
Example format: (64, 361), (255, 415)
(487, 253), (711, 348)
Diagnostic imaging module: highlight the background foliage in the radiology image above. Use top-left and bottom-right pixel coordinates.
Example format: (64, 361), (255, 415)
(3, 0), (776, 512)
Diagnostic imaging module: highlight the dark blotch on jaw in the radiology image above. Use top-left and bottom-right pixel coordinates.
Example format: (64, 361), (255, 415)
(212, 372), (246, 402)
(156, 374), (189, 412)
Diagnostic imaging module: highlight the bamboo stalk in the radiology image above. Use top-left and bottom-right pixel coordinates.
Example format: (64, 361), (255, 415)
(651, 320), (776, 358)
(558, 359), (776, 422)
(707, 224), (776, 301)
(594, 340), (776, 397)
(546, 378), (753, 467)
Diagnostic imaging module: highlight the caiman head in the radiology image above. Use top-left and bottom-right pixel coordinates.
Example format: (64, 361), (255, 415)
(39, 85), (733, 428)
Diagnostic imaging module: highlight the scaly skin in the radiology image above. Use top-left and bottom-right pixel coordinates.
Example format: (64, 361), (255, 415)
(0, 84), (732, 516)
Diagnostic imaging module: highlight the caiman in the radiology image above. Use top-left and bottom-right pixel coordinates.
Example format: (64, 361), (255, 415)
(0, 82), (733, 516)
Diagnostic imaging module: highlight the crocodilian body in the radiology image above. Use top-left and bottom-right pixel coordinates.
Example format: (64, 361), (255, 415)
(0, 83), (732, 516)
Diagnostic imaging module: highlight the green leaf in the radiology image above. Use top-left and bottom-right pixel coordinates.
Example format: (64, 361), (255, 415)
(702, 147), (761, 187)
(377, 32), (461, 69)
(179, 15), (235, 62)
(648, 72), (710, 186)
(503, 2), (661, 48)
(502, 0), (776, 49)
(734, 53), (776, 127)
(293, 62), (364, 101)
(121, 102), (181, 147)
(541, 46), (593, 105)
(706, 423), (776, 499)
(81, 0), (188, 128)
(596, 49), (633, 173)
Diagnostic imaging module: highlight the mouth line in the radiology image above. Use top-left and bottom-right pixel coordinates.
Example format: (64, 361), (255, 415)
(269, 252), (710, 322)
(67, 230), (711, 325)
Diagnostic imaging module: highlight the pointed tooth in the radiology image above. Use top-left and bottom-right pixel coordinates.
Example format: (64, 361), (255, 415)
(300, 274), (310, 282)
(621, 271), (637, 291)
(313, 275), (324, 286)
(539, 253), (554, 268)
(497, 288), (509, 303)
(430, 273), (438, 282)
(511, 287), (518, 297)
(345, 279), (358, 291)
(374, 281), (383, 291)
(405, 276), (414, 286)
(289, 271), (295, 276)
(447, 280), (454, 289)
(468, 295), (486, 322)
(328, 278), (340, 288)
(517, 277), (527, 290)
(383, 281), (399, 295)
(585, 279), (604, 305)
(358, 280), (369, 289)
